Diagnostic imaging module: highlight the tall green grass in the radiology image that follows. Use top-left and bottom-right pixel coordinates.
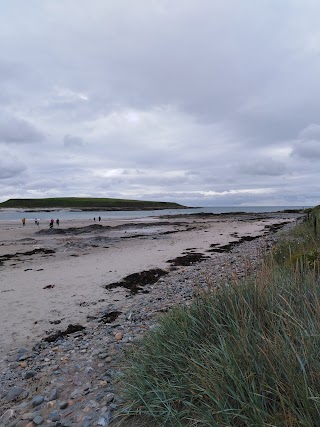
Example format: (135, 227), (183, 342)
(114, 214), (320, 427)
(271, 211), (320, 271)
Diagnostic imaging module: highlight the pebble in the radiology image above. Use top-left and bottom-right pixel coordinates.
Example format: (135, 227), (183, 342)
(19, 362), (27, 369)
(33, 415), (44, 425)
(58, 401), (69, 410)
(0, 216), (301, 427)
(23, 370), (36, 379)
(105, 393), (114, 403)
(4, 387), (28, 402)
(31, 395), (44, 407)
(15, 421), (30, 427)
(21, 413), (33, 421)
(97, 413), (110, 426)
(114, 333), (123, 341)
(48, 388), (58, 401)
(48, 411), (60, 422)
(98, 353), (108, 359)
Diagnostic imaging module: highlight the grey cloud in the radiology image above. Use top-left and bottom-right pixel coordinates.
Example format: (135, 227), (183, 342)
(121, 169), (145, 175)
(63, 135), (85, 148)
(0, 114), (44, 143)
(185, 171), (200, 176)
(299, 124), (320, 140)
(0, 152), (26, 179)
(238, 159), (286, 176)
(1, 1), (320, 205)
(291, 123), (320, 160)
(0, 60), (20, 83)
(291, 140), (320, 160)
(0, 2), (291, 119)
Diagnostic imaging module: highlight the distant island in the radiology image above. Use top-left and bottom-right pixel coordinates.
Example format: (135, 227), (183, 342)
(0, 197), (187, 211)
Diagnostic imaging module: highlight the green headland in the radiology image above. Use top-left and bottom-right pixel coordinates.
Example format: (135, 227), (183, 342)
(0, 197), (187, 211)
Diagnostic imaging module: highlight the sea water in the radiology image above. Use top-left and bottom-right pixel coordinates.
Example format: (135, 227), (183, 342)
(0, 206), (309, 222)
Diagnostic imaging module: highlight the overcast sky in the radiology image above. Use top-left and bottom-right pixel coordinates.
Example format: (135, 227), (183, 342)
(0, 1), (319, 207)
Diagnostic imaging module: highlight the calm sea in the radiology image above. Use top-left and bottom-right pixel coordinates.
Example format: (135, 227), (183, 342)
(0, 206), (309, 222)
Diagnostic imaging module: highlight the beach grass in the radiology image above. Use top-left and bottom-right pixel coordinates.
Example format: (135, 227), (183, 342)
(0, 197), (185, 210)
(113, 210), (320, 427)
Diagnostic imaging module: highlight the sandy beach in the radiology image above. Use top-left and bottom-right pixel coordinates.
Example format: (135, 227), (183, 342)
(0, 212), (300, 358)
(0, 211), (305, 425)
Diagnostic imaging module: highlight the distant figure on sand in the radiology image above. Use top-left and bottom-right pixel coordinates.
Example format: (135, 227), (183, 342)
(22, 218), (26, 226)
(94, 217), (96, 221)
(98, 216), (101, 222)
(56, 219), (60, 226)
(49, 219), (54, 229)
(35, 218), (39, 226)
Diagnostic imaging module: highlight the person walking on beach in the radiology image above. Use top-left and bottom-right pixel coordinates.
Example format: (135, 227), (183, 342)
(22, 218), (26, 226)
(56, 218), (60, 226)
(49, 219), (54, 229)
(98, 216), (101, 222)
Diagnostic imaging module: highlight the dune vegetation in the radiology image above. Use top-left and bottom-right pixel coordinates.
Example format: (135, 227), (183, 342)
(114, 208), (320, 427)
(0, 197), (186, 211)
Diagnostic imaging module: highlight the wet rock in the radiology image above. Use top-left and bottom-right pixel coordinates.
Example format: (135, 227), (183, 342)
(48, 388), (58, 401)
(167, 252), (210, 266)
(48, 411), (60, 422)
(4, 387), (28, 402)
(33, 415), (44, 425)
(44, 324), (85, 343)
(23, 370), (36, 379)
(105, 268), (168, 294)
(98, 311), (121, 324)
(0, 248), (55, 267)
(59, 401), (68, 410)
(31, 395), (44, 407)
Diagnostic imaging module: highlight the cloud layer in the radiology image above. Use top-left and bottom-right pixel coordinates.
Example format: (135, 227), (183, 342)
(0, 1), (319, 206)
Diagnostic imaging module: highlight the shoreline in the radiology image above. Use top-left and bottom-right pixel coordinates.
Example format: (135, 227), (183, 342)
(0, 206), (307, 215)
(0, 212), (303, 424)
(0, 212), (301, 357)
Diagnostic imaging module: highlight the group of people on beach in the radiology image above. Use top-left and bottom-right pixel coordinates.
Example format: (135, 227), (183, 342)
(21, 218), (60, 227)
(22, 217), (103, 227)
(49, 218), (59, 228)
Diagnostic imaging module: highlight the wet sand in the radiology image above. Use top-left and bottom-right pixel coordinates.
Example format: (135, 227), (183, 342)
(0, 213), (300, 358)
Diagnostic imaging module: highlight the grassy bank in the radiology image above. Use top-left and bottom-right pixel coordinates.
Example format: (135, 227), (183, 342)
(0, 197), (186, 210)
(114, 210), (320, 427)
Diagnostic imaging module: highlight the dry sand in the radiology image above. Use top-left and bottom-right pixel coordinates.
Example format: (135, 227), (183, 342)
(0, 213), (299, 358)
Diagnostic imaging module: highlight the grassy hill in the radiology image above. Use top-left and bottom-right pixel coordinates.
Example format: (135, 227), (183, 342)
(0, 197), (187, 211)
